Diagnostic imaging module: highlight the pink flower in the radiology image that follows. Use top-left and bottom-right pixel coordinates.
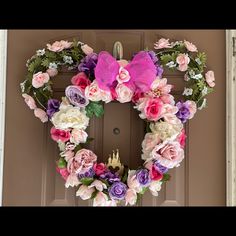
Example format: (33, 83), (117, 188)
(76, 185), (95, 200)
(50, 127), (70, 142)
(177, 129), (187, 148)
(185, 100), (197, 119)
(176, 53), (190, 72)
(154, 38), (172, 49)
(125, 189), (137, 206)
(100, 89), (113, 103)
(116, 67), (131, 83)
(34, 108), (48, 123)
(205, 70), (215, 88)
(65, 173), (80, 188)
(93, 191), (109, 206)
(56, 167), (69, 181)
(184, 40), (198, 52)
(46, 68), (58, 77)
(22, 93), (37, 110)
(132, 90), (144, 103)
(47, 40), (72, 52)
(144, 98), (163, 121)
(89, 180), (107, 192)
(142, 133), (161, 158)
(67, 149), (97, 174)
(70, 129), (88, 144)
(127, 170), (142, 193)
(81, 44), (94, 55)
(32, 72), (50, 88)
(115, 84), (134, 103)
(61, 150), (74, 162)
(71, 72), (91, 90)
(150, 165), (163, 181)
(93, 163), (107, 176)
(151, 141), (184, 169)
(85, 80), (102, 102)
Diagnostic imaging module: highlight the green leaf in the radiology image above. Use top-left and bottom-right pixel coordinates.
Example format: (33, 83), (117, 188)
(28, 57), (42, 73)
(41, 58), (50, 68)
(139, 187), (148, 195)
(196, 52), (207, 67)
(90, 190), (98, 199)
(160, 54), (173, 65)
(85, 101), (104, 118)
(121, 165), (129, 183)
(80, 178), (94, 186)
(162, 173), (171, 182)
(57, 158), (67, 168)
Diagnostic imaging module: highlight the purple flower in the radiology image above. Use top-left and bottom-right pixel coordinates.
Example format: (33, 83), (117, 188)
(148, 51), (164, 77)
(78, 168), (95, 179)
(108, 181), (127, 200)
(78, 53), (98, 77)
(135, 168), (151, 186)
(65, 85), (89, 107)
(154, 161), (168, 174)
(100, 171), (120, 184)
(176, 101), (191, 123)
(47, 99), (60, 118)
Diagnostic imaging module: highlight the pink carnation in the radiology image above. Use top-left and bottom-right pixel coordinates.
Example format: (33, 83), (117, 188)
(22, 93), (36, 110)
(47, 40), (72, 52)
(184, 40), (198, 52)
(205, 70), (215, 88)
(154, 38), (172, 49)
(34, 108), (48, 123)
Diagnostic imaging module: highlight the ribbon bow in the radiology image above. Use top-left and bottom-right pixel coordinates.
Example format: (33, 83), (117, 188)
(94, 51), (157, 93)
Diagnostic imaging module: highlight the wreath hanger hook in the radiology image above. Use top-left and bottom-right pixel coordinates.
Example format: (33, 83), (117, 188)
(113, 41), (123, 60)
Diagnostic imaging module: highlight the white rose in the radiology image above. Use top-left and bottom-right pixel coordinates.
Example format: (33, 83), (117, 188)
(100, 89), (113, 103)
(149, 181), (162, 196)
(85, 80), (102, 102)
(93, 192), (109, 206)
(51, 106), (89, 130)
(115, 84), (133, 103)
(70, 129), (88, 144)
(76, 185), (95, 200)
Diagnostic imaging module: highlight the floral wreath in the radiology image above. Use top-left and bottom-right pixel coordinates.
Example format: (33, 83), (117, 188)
(20, 38), (215, 206)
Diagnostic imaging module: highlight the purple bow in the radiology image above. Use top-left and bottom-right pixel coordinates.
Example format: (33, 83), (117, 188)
(94, 51), (157, 93)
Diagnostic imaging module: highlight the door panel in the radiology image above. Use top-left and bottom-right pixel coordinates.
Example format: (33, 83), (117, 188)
(3, 30), (226, 206)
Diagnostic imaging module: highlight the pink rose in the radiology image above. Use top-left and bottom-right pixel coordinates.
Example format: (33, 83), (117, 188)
(125, 189), (137, 206)
(89, 180), (107, 192)
(144, 98), (163, 121)
(154, 38), (172, 49)
(177, 129), (187, 148)
(116, 67), (131, 84)
(32, 72), (50, 88)
(205, 70), (215, 88)
(150, 165), (163, 181)
(70, 129), (88, 144)
(176, 53), (190, 72)
(184, 40), (198, 52)
(115, 84), (133, 103)
(22, 93), (37, 110)
(56, 167), (70, 181)
(93, 191), (109, 206)
(142, 133), (161, 155)
(71, 72), (91, 90)
(46, 68), (58, 77)
(67, 148), (97, 174)
(34, 108), (48, 123)
(76, 185), (95, 200)
(132, 90), (144, 103)
(81, 44), (94, 55)
(85, 80), (102, 102)
(50, 127), (70, 142)
(151, 141), (184, 169)
(93, 163), (107, 176)
(185, 100), (197, 119)
(47, 40), (72, 52)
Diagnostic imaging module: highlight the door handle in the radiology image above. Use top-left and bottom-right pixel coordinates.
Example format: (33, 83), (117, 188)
(113, 41), (123, 60)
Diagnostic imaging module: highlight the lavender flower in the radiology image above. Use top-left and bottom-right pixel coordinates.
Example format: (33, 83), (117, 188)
(65, 85), (89, 107)
(78, 53), (98, 77)
(154, 161), (168, 174)
(100, 171), (120, 184)
(108, 181), (127, 200)
(176, 101), (191, 123)
(148, 51), (164, 77)
(47, 99), (60, 118)
(78, 168), (95, 179)
(135, 168), (151, 186)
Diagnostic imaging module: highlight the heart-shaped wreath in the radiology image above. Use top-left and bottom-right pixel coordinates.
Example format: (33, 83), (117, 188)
(20, 38), (215, 206)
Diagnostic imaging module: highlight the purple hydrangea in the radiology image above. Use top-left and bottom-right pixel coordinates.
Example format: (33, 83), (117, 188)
(176, 101), (191, 123)
(77, 168), (95, 179)
(108, 181), (127, 200)
(99, 171), (120, 184)
(78, 53), (98, 77)
(46, 99), (60, 118)
(135, 168), (151, 186)
(154, 161), (168, 174)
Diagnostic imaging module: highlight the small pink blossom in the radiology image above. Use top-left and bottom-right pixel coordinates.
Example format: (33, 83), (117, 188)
(205, 70), (215, 88)
(184, 40), (198, 52)
(177, 129), (187, 148)
(46, 68), (58, 77)
(32, 72), (50, 88)
(93, 163), (107, 176)
(176, 54), (190, 72)
(89, 180), (107, 192)
(34, 108), (48, 123)
(125, 189), (137, 206)
(81, 44), (94, 55)
(22, 93), (37, 110)
(47, 40), (72, 52)
(185, 100), (197, 119)
(154, 38), (172, 49)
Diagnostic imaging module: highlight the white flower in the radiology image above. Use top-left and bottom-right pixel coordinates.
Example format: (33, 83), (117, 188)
(202, 86), (208, 96)
(63, 55), (73, 64)
(125, 189), (137, 206)
(36, 48), (45, 56)
(149, 181), (162, 196)
(182, 87), (193, 96)
(195, 58), (202, 65)
(198, 98), (207, 110)
(70, 129), (88, 144)
(51, 106), (89, 130)
(93, 192), (109, 206)
(191, 73), (203, 80)
(166, 61), (176, 68)
(127, 170), (142, 193)
(65, 174), (80, 188)
(89, 180), (107, 192)
(76, 185), (95, 200)
(115, 84), (133, 103)
(49, 62), (58, 69)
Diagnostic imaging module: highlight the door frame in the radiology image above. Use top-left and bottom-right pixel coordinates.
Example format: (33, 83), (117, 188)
(0, 30), (234, 206)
